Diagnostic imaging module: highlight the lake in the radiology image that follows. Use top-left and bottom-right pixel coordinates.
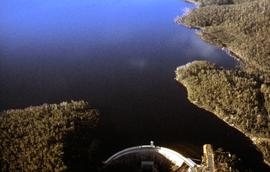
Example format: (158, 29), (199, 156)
(0, 0), (266, 169)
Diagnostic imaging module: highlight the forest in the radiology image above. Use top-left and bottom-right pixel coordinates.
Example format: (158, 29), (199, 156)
(0, 101), (99, 171)
(176, 61), (270, 166)
(177, 0), (270, 167)
(181, 0), (270, 78)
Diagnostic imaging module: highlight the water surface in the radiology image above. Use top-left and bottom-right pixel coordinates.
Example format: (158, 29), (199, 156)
(0, 0), (234, 110)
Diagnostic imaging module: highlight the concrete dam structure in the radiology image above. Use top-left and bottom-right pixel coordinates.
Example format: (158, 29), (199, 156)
(104, 141), (200, 172)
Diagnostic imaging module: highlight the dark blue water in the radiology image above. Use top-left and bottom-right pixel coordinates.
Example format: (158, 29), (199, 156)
(1, 0), (267, 169)
(0, 0), (234, 110)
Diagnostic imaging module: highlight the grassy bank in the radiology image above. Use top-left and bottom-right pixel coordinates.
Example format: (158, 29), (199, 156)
(0, 101), (99, 172)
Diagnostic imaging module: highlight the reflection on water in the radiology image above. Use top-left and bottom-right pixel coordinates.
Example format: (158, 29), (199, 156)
(2, 0), (266, 170)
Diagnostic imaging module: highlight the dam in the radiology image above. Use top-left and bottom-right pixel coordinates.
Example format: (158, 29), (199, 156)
(103, 141), (200, 172)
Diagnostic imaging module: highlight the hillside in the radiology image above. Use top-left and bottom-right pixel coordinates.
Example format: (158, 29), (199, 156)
(181, 0), (270, 78)
(176, 0), (270, 167)
(176, 61), (270, 166)
(0, 101), (99, 172)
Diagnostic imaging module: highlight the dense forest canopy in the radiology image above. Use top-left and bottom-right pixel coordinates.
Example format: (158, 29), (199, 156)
(182, 0), (270, 78)
(177, 0), (270, 167)
(0, 101), (99, 171)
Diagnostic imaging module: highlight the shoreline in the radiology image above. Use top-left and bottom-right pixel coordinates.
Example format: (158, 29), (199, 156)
(184, 0), (200, 6)
(175, 60), (270, 167)
(175, 17), (243, 66)
(177, 0), (270, 167)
